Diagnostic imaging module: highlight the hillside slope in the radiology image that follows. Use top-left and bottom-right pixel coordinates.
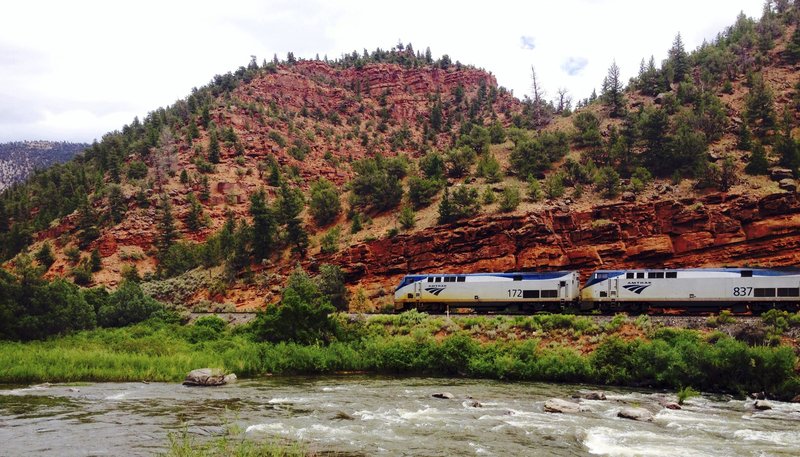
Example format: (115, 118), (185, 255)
(4, 6), (800, 311)
(0, 141), (87, 191)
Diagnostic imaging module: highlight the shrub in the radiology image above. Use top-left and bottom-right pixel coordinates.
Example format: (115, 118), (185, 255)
(445, 146), (476, 178)
(438, 186), (480, 224)
(398, 205), (415, 230)
(250, 269), (338, 344)
(127, 161), (148, 180)
(408, 176), (443, 208)
(309, 178), (341, 225)
(572, 111), (603, 148)
(677, 386), (700, 405)
(543, 173), (565, 199)
(319, 226), (341, 254)
(317, 264), (348, 312)
(476, 153), (502, 183)
(594, 166), (621, 198)
(98, 281), (164, 328)
(350, 154), (407, 211)
(509, 131), (569, 178)
(499, 185), (521, 212)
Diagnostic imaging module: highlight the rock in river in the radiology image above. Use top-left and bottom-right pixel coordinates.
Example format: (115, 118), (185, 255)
(432, 392), (455, 399)
(183, 368), (234, 387)
(617, 407), (654, 422)
(544, 398), (587, 414)
(754, 400), (773, 410)
(581, 391), (607, 400)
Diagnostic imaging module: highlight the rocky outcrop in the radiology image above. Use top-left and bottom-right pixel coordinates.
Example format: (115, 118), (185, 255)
(319, 192), (800, 299)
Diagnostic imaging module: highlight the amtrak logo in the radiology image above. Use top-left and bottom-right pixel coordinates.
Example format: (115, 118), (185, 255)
(425, 287), (446, 296)
(623, 284), (651, 294)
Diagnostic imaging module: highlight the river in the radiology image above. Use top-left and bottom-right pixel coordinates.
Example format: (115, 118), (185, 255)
(1, 377), (799, 456)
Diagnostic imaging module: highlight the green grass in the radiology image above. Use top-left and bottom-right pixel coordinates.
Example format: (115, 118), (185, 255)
(162, 428), (308, 457)
(1, 313), (799, 400)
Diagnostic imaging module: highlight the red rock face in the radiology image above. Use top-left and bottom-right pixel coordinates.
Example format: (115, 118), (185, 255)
(316, 192), (800, 298)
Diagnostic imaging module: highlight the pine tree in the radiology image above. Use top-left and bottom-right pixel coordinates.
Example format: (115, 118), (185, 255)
(107, 184), (126, 224)
(775, 110), (800, 173)
(277, 182), (308, 257)
(527, 175), (543, 202)
(185, 192), (204, 232)
(745, 141), (768, 175)
(249, 189), (275, 261)
(669, 33), (688, 84)
(787, 26), (800, 63)
(0, 199), (8, 233)
(90, 248), (102, 272)
(156, 194), (178, 259)
(745, 73), (776, 138)
(602, 60), (626, 118)
(208, 129), (220, 163)
(398, 205), (415, 230)
(737, 122), (753, 151)
(76, 200), (100, 249)
(35, 241), (55, 268)
(199, 175), (210, 201)
(437, 187), (453, 224)
(430, 98), (443, 132)
(309, 178), (341, 226)
(179, 169), (189, 184)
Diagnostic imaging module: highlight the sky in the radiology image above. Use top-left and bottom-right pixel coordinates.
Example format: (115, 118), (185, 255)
(0, 0), (765, 143)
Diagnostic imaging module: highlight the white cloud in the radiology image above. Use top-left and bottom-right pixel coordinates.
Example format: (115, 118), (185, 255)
(0, 0), (765, 142)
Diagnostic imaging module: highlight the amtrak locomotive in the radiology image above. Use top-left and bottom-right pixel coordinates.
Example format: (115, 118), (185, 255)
(394, 272), (580, 313)
(394, 268), (800, 313)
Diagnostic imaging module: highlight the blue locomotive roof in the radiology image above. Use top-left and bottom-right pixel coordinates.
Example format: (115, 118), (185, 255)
(585, 268), (800, 288)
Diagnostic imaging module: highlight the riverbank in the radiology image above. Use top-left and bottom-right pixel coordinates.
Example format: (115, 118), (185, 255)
(1, 312), (798, 399)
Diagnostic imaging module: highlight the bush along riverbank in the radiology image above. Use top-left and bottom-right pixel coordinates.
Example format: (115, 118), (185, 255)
(1, 269), (799, 399)
(1, 310), (799, 400)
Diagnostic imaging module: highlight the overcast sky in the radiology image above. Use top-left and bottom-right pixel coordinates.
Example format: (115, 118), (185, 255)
(0, 0), (764, 143)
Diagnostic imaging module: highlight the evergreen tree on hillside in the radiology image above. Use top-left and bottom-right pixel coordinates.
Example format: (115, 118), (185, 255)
(76, 200), (100, 249)
(776, 110), (800, 173)
(208, 129), (220, 163)
(309, 178), (341, 226)
(107, 184), (126, 224)
(787, 26), (800, 63)
(601, 61), (626, 118)
(156, 194), (178, 261)
(745, 72), (776, 138)
(185, 192), (204, 232)
(249, 189), (275, 261)
(277, 182), (308, 257)
(745, 141), (769, 175)
(668, 33), (689, 84)
(35, 241), (55, 268)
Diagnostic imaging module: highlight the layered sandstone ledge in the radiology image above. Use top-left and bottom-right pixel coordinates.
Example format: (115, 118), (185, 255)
(316, 192), (800, 297)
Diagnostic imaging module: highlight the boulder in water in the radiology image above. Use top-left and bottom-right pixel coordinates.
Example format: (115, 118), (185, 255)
(754, 400), (773, 410)
(182, 368), (232, 387)
(791, 395), (800, 403)
(544, 398), (587, 414)
(466, 400), (483, 408)
(659, 400), (681, 410)
(617, 407), (654, 422)
(582, 391), (607, 401)
(432, 392), (455, 399)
